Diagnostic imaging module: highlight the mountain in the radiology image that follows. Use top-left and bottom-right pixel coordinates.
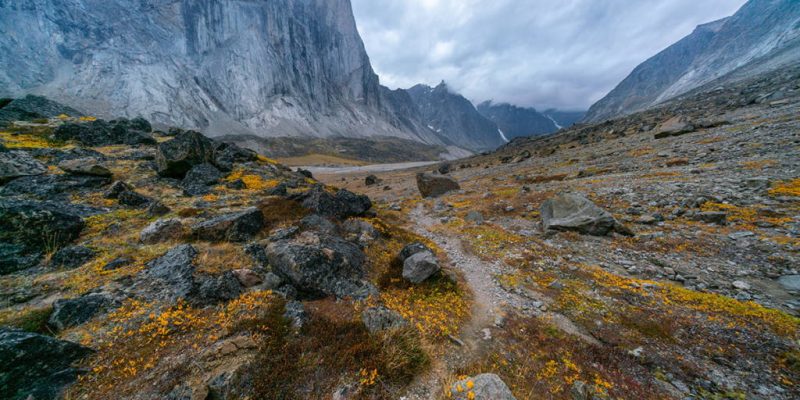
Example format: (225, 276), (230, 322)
(0, 0), (448, 146)
(542, 109), (586, 129)
(476, 101), (558, 140)
(585, 0), (800, 122)
(406, 82), (505, 152)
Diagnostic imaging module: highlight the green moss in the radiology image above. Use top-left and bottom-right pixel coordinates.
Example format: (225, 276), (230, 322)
(0, 306), (54, 334)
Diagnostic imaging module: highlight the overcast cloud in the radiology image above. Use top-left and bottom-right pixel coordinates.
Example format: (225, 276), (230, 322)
(351, 0), (747, 111)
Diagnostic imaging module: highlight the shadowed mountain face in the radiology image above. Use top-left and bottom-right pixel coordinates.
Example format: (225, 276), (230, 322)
(476, 101), (558, 140)
(406, 83), (506, 152)
(585, 0), (800, 123)
(0, 0), (448, 146)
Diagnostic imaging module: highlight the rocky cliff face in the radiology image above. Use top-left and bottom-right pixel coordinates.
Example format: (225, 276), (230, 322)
(406, 83), (505, 152)
(585, 0), (800, 122)
(476, 101), (558, 140)
(0, 0), (446, 145)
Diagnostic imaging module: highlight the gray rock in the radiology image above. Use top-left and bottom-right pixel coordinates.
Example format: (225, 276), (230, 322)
(211, 141), (258, 172)
(192, 271), (243, 306)
(540, 193), (632, 236)
(732, 280), (751, 291)
(54, 119), (156, 146)
(284, 300), (307, 329)
(365, 174), (380, 186)
(398, 242), (433, 263)
(402, 251), (440, 283)
(449, 373), (516, 400)
(155, 131), (216, 179)
(0, 150), (46, 184)
(140, 219), (185, 244)
(465, 211), (484, 224)
(117, 189), (153, 208)
(416, 173), (460, 198)
(653, 116), (695, 139)
(0, 95), (81, 126)
(291, 185), (372, 219)
(181, 163), (222, 196)
(137, 244), (198, 302)
(0, 327), (93, 400)
(361, 306), (407, 334)
(266, 231), (376, 300)
(778, 275), (800, 291)
(48, 293), (114, 332)
(0, 199), (85, 275)
(49, 245), (95, 270)
(57, 158), (113, 177)
(191, 207), (264, 242)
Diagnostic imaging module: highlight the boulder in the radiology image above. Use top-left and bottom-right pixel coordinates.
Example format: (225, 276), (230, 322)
(449, 374), (516, 400)
(191, 208), (264, 242)
(130, 116), (152, 133)
(0, 199), (85, 274)
(0, 174), (110, 201)
(365, 174), (380, 186)
(48, 293), (114, 332)
(402, 251), (440, 284)
(291, 185), (372, 219)
(147, 201), (171, 217)
(57, 158), (113, 177)
(0, 328), (93, 400)
(140, 219), (185, 244)
(654, 116), (695, 139)
(136, 244), (198, 302)
(212, 142), (258, 172)
(192, 271), (244, 306)
(266, 231), (376, 300)
(437, 163), (452, 174)
(49, 245), (95, 270)
(118, 189), (153, 208)
(0, 95), (81, 126)
(465, 211), (484, 225)
(540, 193), (632, 236)
(104, 181), (133, 199)
(0, 150), (46, 184)
(398, 242), (433, 263)
(416, 173), (460, 198)
(181, 163), (223, 196)
(361, 306), (407, 334)
(155, 131), (216, 178)
(342, 218), (379, 246)
(54, 119), (156, 146)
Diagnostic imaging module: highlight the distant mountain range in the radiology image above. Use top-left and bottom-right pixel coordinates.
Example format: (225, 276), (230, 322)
(476, 101), (559, 141)
(0, 0), (583, 154)
(585, 0), (800, 122)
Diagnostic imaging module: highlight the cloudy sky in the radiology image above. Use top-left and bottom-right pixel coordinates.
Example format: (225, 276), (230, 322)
(351, 0), (747, 111)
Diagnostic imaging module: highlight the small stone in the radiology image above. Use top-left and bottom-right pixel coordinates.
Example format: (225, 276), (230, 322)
(140, 219), (184, 244)
(402, 251), (440, 283)
(231, 269), (263, 288)
(732, 280), (751, 291)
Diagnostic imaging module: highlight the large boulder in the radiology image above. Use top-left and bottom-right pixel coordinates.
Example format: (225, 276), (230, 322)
(0, 199), (85, 274)
(155, 131), (216, 178)
(402, 251), (440, 284)
(654, 116), (695, 139)
(48, 293), (114, 332)
(212, 142), (258, 172)
(191, 208), (264, 242)
(0, 174), (110, 201)
(57, 158), (113, 178)
(0, 327), (93, 400)
(135, 244), (198, 303)
(181, 163), (223, 196)
(291, 185), (372, 219)
(54, 119), (156, 146)
(416, 173), (460, 198)
(140, 219), (185, 244)
(0, 95), (81, 126)
(449, 374), (516, 400)
(0, 150), (46, 184)
(397, 242), (433, 263)
(192, 271), (244, 306)
(540, 193), (632, 236)
(49, 245), (95, 270)
(266, 231), (376, 300)
(361, 306), (407, 334)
